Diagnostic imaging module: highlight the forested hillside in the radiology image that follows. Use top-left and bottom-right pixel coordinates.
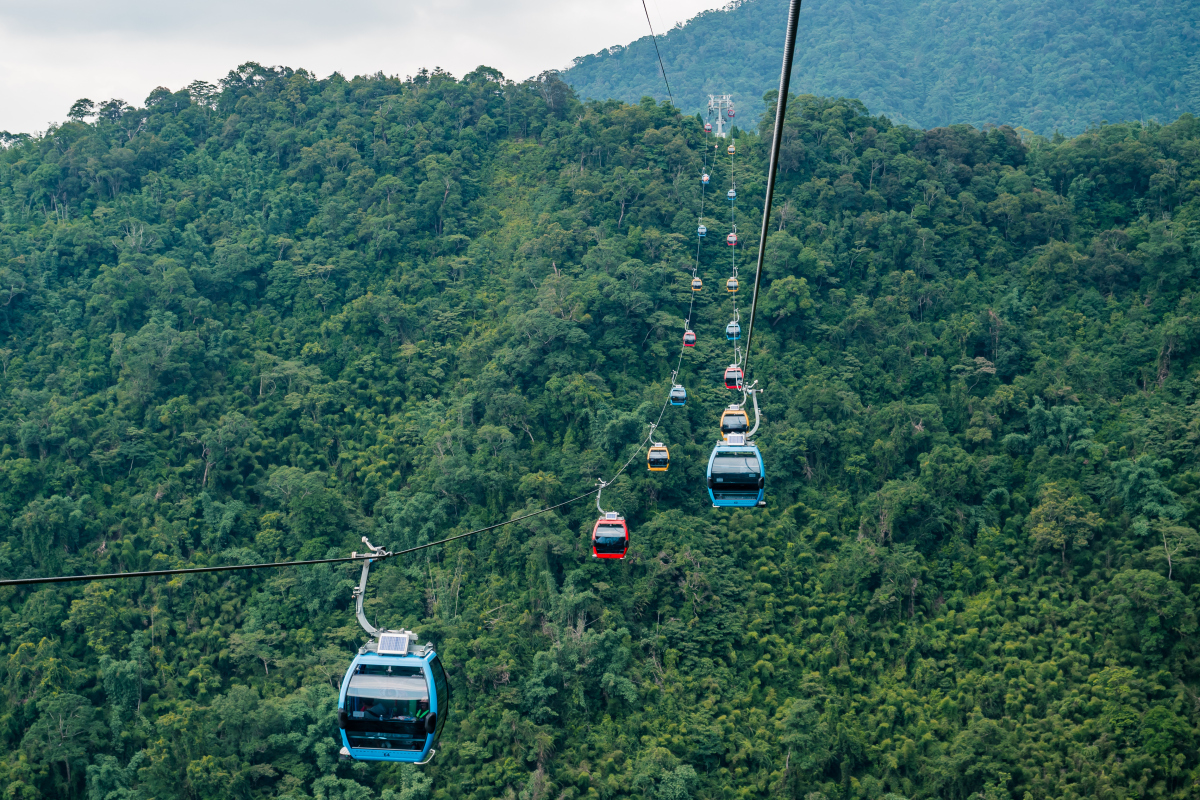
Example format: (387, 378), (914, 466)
(564, 0), (1200, 136)
(1, 64), (1199, 800)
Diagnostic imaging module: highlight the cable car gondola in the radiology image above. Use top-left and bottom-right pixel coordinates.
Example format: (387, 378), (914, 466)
(728, 107), (735, 118)
(339, 541), (449, 764)
(704, 122), (712, 133)
(592, 512), (628, 559)
(647, 443), (670, 472)
(726, 320), (741, 340)
(719, 406), (750, 438)
(726, 276), (739, 293)
(683, 329), (697, 347)
(701, 173), (710, 184)
(697, 224), (707, 237)
(726, 232), (737, 246)
(727, 144), (736, 155)
(724, 364), (743, 390)
(706, 437), (765, 508)
(669, 384), (687, 406)
(691, 276), (703, 292)
(727, 188), (736, 200)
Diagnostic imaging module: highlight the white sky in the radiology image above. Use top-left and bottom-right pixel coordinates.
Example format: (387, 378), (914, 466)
(0, 0), (721, 134)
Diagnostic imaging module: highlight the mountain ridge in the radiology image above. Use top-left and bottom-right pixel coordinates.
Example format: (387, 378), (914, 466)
(564, 0), (1200, 136)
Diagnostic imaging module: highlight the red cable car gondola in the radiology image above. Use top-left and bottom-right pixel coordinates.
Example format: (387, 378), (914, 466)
(591, 512), (628, 559)
(724, 364), (743, 390)
(704, 122), (712, 133)
(726, 232), (737, 246)
(683, 329), (697, 347)
(728, 107), (735, 118)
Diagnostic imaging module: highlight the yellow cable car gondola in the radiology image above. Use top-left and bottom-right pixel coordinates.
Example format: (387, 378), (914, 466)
(720, 406), (750, 439)
(691, 276), (703, 292)
(647, 443), (670, 472)
(726, 276), (739, 293)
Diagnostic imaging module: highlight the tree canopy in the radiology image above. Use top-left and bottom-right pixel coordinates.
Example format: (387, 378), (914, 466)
(0, 61), (1199, 799)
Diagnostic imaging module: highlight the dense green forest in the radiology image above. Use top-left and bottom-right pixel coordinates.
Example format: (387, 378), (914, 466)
(564, 0), (1200, 136)
(1, 61), (1199, 800)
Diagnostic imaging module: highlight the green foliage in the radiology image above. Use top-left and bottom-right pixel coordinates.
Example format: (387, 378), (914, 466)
(0, 61), (1198, 800)
(564, 0), (1200, 135)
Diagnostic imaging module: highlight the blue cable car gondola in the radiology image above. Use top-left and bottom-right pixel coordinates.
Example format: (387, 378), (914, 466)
(726, 320), (741, 340)
(697, 224), (707, 237)
(727, 188), (736, 200)
(669, 384), (687, 406)
(706, 437), (765, 508)
(339, 541), (449, 765)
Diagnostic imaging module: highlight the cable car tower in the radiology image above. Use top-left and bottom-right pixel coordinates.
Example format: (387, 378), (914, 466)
(707, 94), (734, 138)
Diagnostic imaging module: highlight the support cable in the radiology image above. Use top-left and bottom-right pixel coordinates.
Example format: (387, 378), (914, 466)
(0, 490), (601, 588)
(640, 0), (675, 106)
(740, 0), (803, 383)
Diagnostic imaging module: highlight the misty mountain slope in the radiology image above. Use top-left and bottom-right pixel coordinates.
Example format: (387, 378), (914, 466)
(564, 0), (1199, 135)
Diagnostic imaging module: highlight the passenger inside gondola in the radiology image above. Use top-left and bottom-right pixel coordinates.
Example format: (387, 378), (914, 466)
(344, 666), (431, 750)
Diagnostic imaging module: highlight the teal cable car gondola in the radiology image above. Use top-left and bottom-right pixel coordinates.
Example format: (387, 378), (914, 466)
(706, 437), (765, 508)
(338, 541), (449, 764)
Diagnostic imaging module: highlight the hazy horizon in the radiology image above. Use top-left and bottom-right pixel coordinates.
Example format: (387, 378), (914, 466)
(0, 0), (721, 134)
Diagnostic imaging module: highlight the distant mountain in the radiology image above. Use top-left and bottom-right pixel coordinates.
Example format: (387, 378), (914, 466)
(563, 0), (1200, 135)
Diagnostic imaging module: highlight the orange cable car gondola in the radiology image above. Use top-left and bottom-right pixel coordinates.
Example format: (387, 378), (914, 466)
(720, 406), (750, 439)
(647, 443), (670, 472)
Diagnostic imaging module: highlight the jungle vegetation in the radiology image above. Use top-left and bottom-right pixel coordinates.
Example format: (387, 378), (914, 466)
(0, 62), (1198, 800)
(564, 0), (1200, 136)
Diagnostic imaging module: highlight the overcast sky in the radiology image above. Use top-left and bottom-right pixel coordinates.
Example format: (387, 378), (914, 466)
(0, 0), (720, 134)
